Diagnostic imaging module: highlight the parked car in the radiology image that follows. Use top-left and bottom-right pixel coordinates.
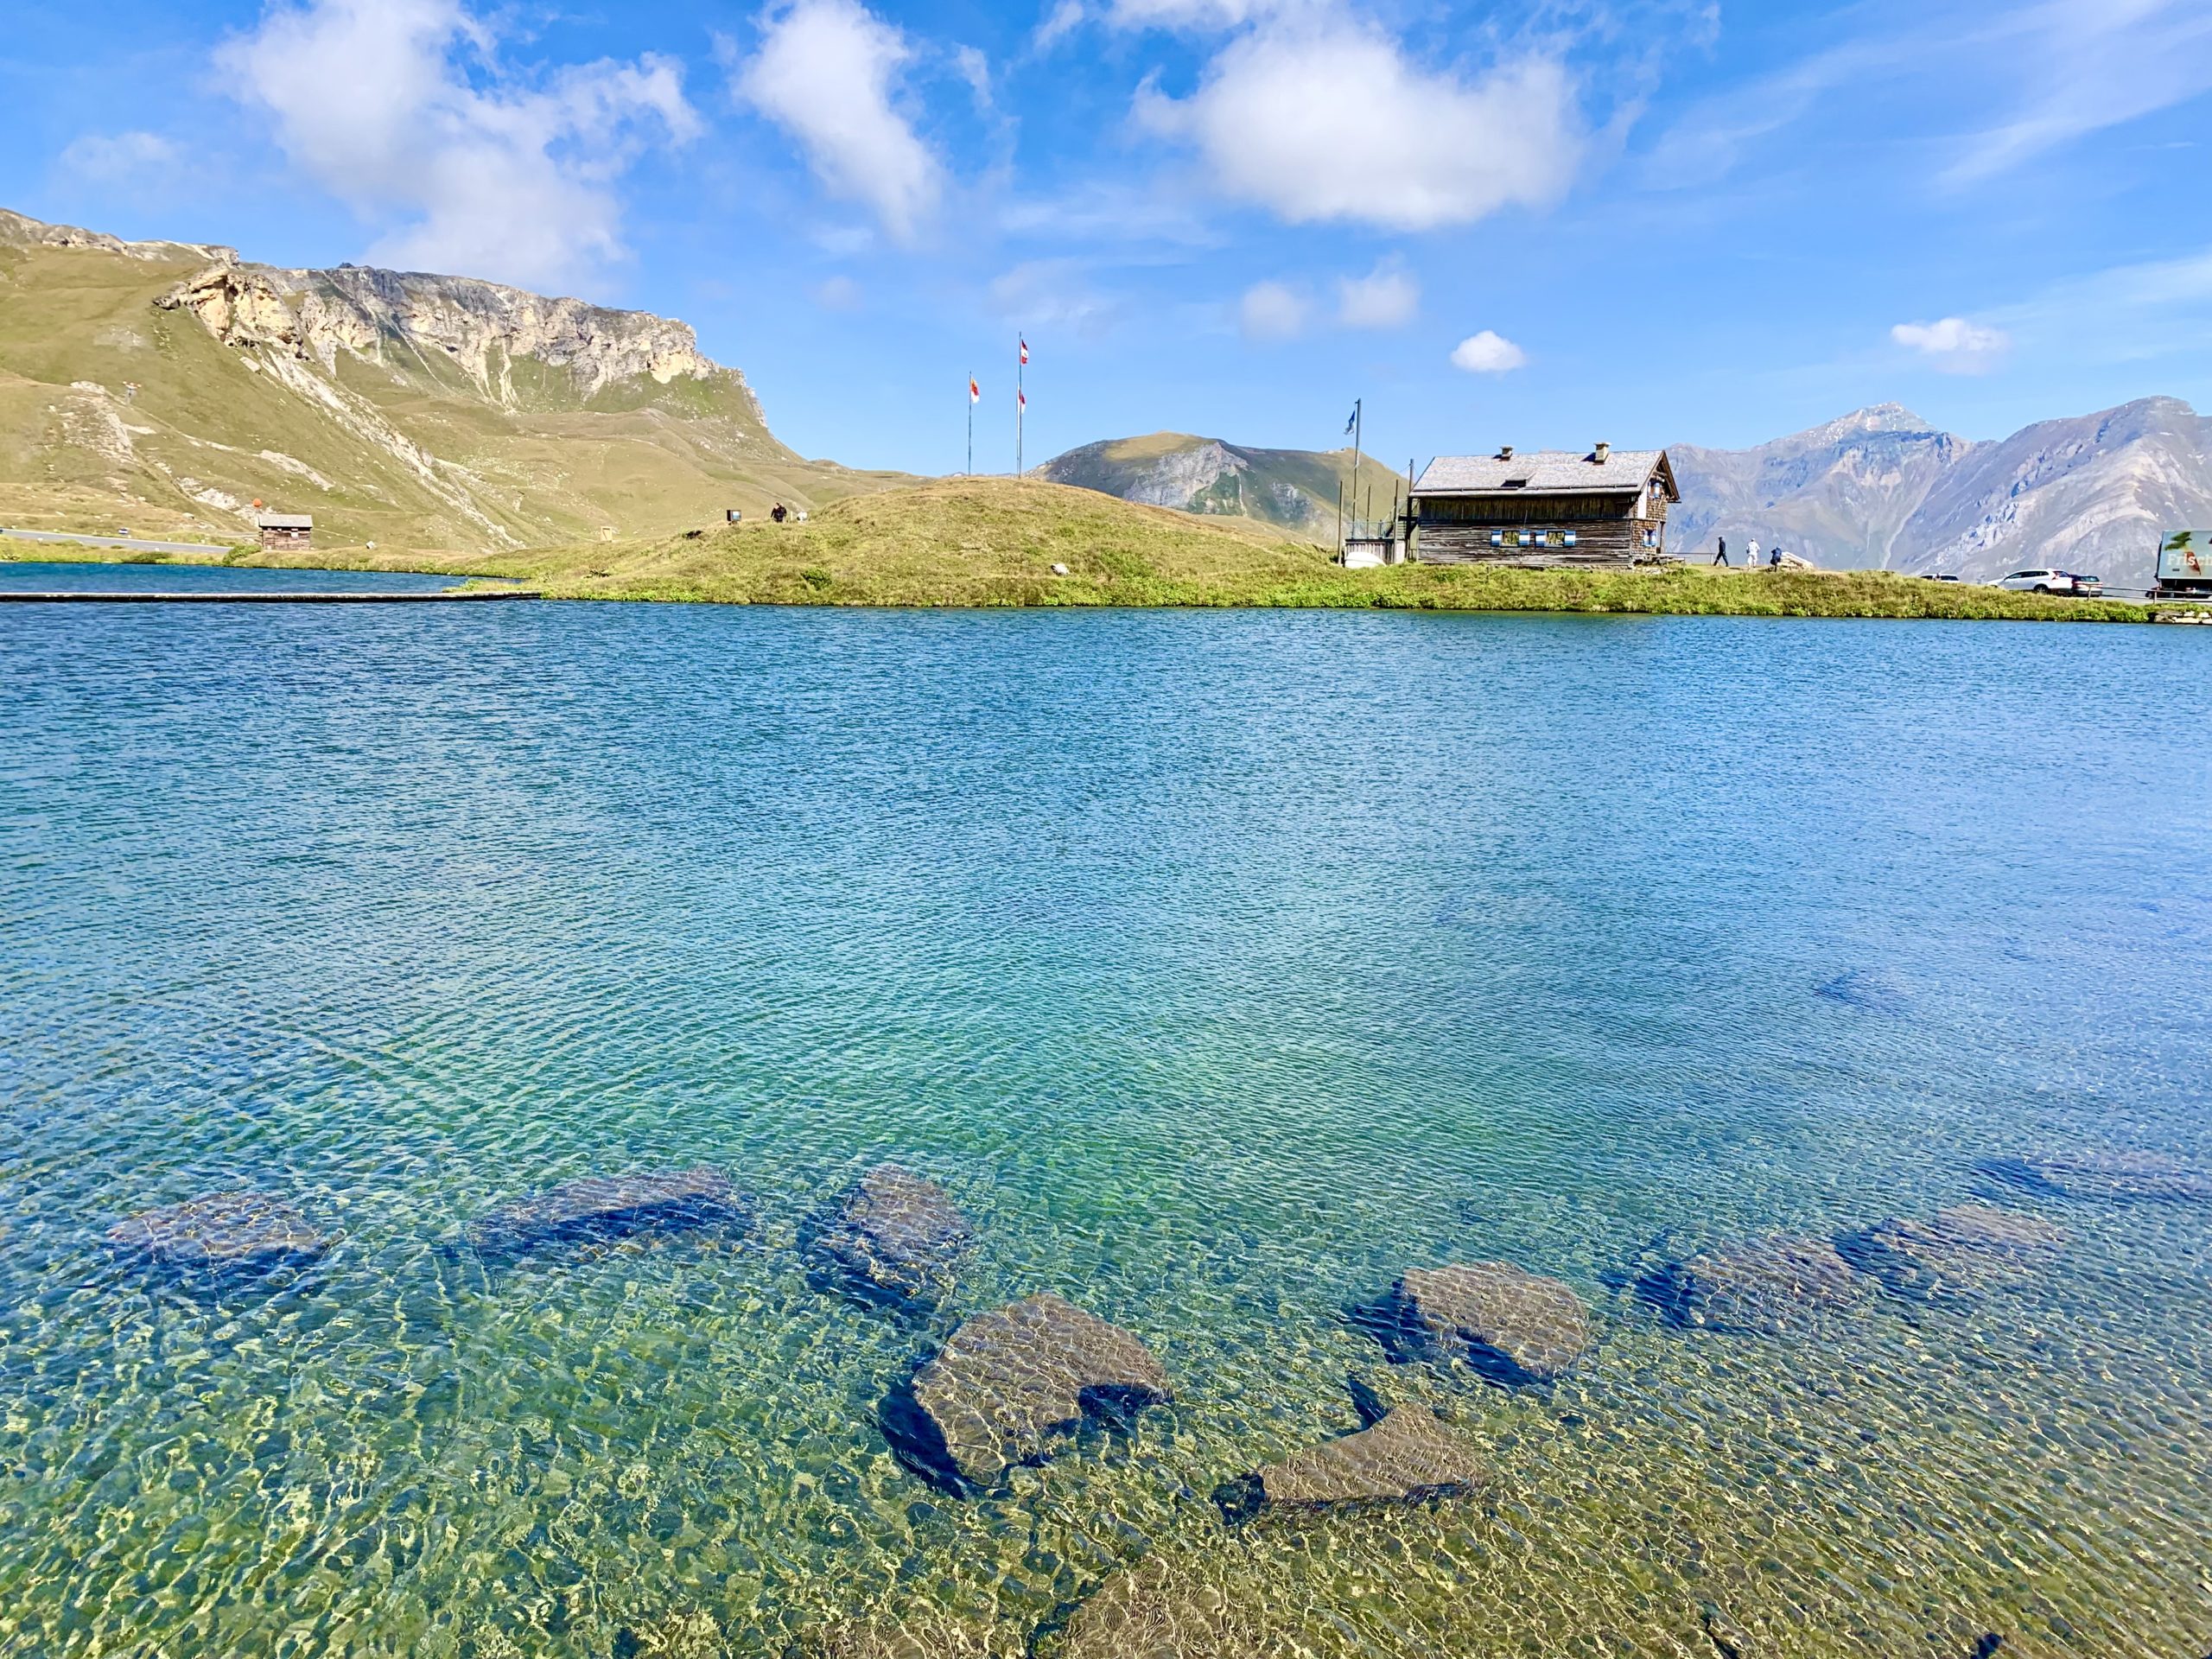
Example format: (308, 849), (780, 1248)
(1990, 568), (2101, 596)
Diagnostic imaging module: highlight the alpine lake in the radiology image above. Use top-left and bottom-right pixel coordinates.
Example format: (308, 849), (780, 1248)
(3, 568), (2209, 1658)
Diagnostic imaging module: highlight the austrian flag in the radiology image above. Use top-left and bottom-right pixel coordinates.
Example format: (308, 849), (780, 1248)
(1018, 388), (1027, 410)
(969, 376), (979, 404)
(1019, 337), (1029, 365)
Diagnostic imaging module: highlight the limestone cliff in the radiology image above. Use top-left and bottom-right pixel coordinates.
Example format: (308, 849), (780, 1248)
(0, 207), (906, 551)
(154, 257), (758, 419)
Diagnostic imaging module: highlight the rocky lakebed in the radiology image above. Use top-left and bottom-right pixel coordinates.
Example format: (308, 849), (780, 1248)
(97, 1145), (2207, 1658)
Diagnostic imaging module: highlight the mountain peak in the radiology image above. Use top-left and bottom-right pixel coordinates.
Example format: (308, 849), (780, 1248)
(1808, 403), (1939, 441)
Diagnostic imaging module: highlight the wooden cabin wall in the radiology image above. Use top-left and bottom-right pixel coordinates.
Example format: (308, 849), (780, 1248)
(1409, 478), (1675, 567)
(1414, 518), (1646, 565)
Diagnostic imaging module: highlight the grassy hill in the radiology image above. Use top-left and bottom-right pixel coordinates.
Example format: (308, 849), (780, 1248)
(1036, 433), (1408, 541)
(114, 474), (2156, 620)
(0, 208), (912, 553)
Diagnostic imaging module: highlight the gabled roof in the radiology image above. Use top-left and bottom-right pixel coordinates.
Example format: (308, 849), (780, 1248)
(1414, 448), (1677, 501)
(253, 513), (314, 529)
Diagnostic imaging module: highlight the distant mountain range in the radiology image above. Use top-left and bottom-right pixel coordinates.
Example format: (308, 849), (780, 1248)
(0, 207), (911, 550)
(1041, 400), (2212, 589)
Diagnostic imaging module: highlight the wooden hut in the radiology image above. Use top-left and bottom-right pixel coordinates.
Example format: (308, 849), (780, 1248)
(253, 512), (313, 552)
(1408, 443), (1678, 567)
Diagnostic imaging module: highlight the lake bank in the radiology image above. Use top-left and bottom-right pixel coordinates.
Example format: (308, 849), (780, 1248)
(8, 477), (2182, 620)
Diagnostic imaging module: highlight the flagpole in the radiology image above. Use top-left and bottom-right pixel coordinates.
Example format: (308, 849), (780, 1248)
(966, 372), (974, 476)
(1351, 397), (1362, 537)
(1016, 336), (1026, 476)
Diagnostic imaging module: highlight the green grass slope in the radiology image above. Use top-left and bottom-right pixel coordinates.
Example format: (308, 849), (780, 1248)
(0, 213), (912, 553)
(139, 474), (2166, 620)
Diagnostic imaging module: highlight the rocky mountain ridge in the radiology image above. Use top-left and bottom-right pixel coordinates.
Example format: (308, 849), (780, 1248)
(0, 207), (903, 551)
(1037, 434), (1397, 540)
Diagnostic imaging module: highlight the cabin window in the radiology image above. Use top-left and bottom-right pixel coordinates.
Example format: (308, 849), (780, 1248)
(1642, 528), (1659, 549)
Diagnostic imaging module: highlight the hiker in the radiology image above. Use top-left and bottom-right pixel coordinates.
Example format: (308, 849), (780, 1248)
(771, 502), (787, 524)
(794, 508), (808, 524)
(1746, 538), (1759, 570)
(1713, 537), (1729, 567)
(1769, 547), (1783, 569)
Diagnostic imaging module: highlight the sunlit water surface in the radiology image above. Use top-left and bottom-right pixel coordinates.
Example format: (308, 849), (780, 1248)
(3, 589), (2209, 1658)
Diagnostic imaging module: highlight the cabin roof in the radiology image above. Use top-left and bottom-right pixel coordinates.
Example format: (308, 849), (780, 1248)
(1414, 449), (1677, 501)
(253, 513), (314, 529)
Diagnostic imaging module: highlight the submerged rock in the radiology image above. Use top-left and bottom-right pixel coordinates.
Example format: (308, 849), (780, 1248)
(1639, 1235), (1862, 1335)
(105, 1192), (325, 1270)
(1838, 1204), (2066, 1300)
(1358, 1262), (1592, 1385)
(1213, 1406), (1489, 1523)
(802, 1164), (973, 1309)
(467, 1166), (747, 1259)
(1978, 1149), (2212, 1205)
(881, 1293), (1171, 1493)
(1049, 1560), (1247, 1659)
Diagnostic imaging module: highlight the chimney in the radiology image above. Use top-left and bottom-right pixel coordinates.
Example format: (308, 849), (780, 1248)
(1497, 444), (1514, 461)
(1592, 441), (1611, 463)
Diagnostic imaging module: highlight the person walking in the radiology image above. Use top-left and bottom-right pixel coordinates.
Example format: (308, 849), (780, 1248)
(1745, 537), (1759, 570)
(1769, 546), (1783, 569)
(1713, 536), (1729, 567)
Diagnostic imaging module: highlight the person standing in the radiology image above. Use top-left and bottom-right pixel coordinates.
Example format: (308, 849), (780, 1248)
(1746, 537), (1760, 570)
(1713, 537), (1729, 567)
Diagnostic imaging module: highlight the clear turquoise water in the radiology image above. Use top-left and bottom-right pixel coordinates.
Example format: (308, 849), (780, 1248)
(0, 557), (463, 594)
(3, 590), (2209, 1657)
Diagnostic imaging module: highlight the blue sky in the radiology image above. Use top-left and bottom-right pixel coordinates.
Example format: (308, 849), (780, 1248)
(5, 0), (2210, 475)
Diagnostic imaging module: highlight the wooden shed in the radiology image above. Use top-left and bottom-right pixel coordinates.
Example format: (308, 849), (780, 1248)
(1408, 444), (1678, 567)
(253, 512), (314, 552)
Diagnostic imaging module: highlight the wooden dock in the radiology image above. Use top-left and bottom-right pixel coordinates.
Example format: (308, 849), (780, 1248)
(0, 588), (538, 605)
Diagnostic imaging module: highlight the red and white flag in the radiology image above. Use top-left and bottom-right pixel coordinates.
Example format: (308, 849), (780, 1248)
(1019, 337), (1029, 365)
(969, 376), (980, 404)
(1017, 387), (1027, 410)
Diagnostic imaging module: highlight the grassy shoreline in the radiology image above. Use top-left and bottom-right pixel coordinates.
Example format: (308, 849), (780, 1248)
(3, 477), (2187, 623)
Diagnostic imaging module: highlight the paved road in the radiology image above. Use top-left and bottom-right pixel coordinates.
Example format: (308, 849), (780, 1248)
(1, 526), (238, 556)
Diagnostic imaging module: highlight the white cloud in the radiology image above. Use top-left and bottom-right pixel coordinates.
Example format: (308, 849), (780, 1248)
(1135, 17), (1580, 231)
(1891, 315), (2011, 372)
(953, 44), (995, 114)
(1239, 279), (1308, 340)
(1033, 0), (1087, 49)
(221, 0), (694, 292)
(1649, 1), (2212, 192)
(1110, 0), (1274, 28)
(1337, 258), (1418, 328)
(1947, 0), (2212, 184)
(59, 130), (180, 182)
(735, 0), (942, 243)
(810, 274), (864, 310)
(1450, 330), (1528, 372)
(991, 258), (1122, 336)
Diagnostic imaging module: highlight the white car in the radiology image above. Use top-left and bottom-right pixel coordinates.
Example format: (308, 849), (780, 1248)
(1989, 568), (2101, 596)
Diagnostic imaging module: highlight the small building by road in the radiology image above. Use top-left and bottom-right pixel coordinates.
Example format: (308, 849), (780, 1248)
(254, 512), (313, 552)
(1408, 443), (1678, 567)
